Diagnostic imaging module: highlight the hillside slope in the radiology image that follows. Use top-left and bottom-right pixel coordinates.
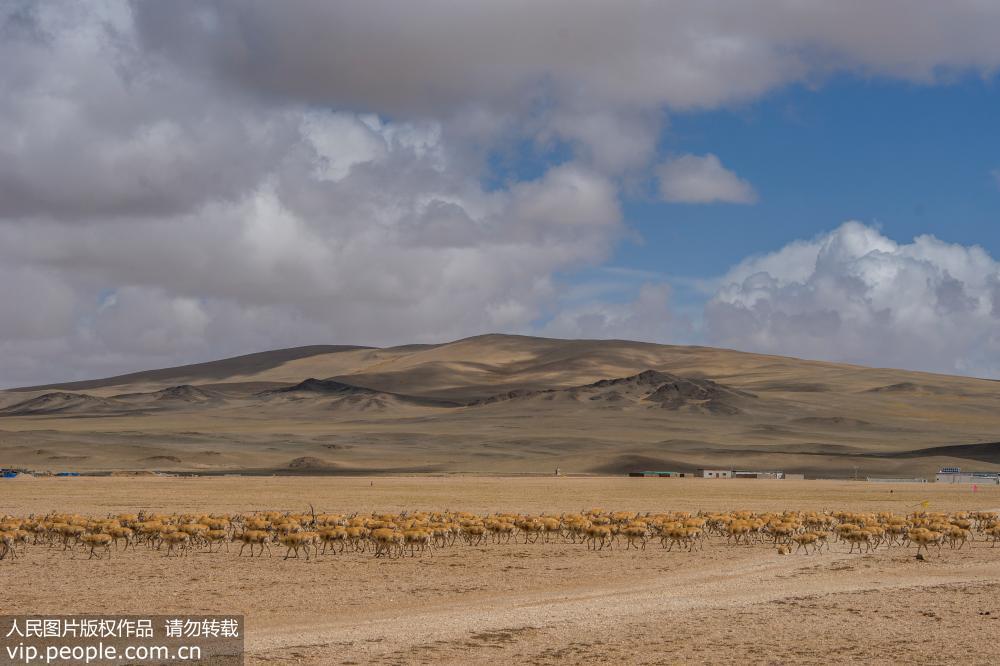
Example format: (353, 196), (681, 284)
(1, 334), (998, 477)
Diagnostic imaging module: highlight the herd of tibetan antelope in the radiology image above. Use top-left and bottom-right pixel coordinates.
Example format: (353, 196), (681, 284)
(2, 507), (1000, 562)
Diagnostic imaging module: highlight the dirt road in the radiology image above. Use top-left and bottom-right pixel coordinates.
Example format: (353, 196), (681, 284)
(250, 541), (1000, 664)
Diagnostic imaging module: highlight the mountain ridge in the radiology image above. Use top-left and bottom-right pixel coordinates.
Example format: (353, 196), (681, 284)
(1, 335), (999, 477)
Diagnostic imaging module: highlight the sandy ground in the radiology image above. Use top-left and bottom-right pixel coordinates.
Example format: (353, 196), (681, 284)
(2, 476), (999, 664)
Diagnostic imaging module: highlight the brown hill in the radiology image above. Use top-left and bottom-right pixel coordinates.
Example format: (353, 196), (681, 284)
(1, 334), (999, 477)
(475, 369), (757, 415)
(113, 384), (224, 405)
(0, 392), (127, 417)
(259, 377), (382, 399)
(258, 377), (460, 412)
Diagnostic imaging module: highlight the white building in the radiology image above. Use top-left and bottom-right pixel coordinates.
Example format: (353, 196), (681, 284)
(696, 469), (803, 479)
(697, 469), (732, 479)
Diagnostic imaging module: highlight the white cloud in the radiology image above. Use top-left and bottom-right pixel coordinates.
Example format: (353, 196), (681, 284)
(131, 1), (1000, 177)
(300, 112), (388, 182)
(0, 146), (623, 385)
(543, 109), (664, 174)
(657, 154), (758, 204)
(705, 222), (1000, 377)
(0, 95), (623, 387)
(134, 2), (1000, 116)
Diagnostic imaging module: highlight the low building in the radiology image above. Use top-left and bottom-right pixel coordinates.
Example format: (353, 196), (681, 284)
(694, 468), (805, 479)
(866, 477), (928, 483)
(784, 473), (806, 480)
(628, 471), (688, 478)
(697, 469), (732, 479)
(733, 470), (784, 480)
(935, 468), (1000, 484)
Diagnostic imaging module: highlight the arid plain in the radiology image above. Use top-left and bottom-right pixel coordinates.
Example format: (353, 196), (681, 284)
(2, 476), (1000, 665)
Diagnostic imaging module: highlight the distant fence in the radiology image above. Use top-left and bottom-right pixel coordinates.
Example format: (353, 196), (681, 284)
(866, 477), (928, 483)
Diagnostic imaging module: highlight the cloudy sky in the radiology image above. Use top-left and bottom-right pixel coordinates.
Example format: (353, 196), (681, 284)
(3, 1), (1000, 386)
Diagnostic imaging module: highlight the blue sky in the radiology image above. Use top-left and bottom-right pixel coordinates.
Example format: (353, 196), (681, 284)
(621, 76), (999, 275)
(552, 75), (1000, 327)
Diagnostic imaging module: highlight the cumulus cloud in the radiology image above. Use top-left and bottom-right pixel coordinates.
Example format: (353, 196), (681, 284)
(705, 223), (1000, 377)
(4, 1), (1000, 385)
(657, 154), (758, 204)
(0, 145), (623, 385)
(0, 1), (631, 386)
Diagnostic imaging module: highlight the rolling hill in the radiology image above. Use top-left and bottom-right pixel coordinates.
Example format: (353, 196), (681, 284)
(1, 334), (998, 477)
